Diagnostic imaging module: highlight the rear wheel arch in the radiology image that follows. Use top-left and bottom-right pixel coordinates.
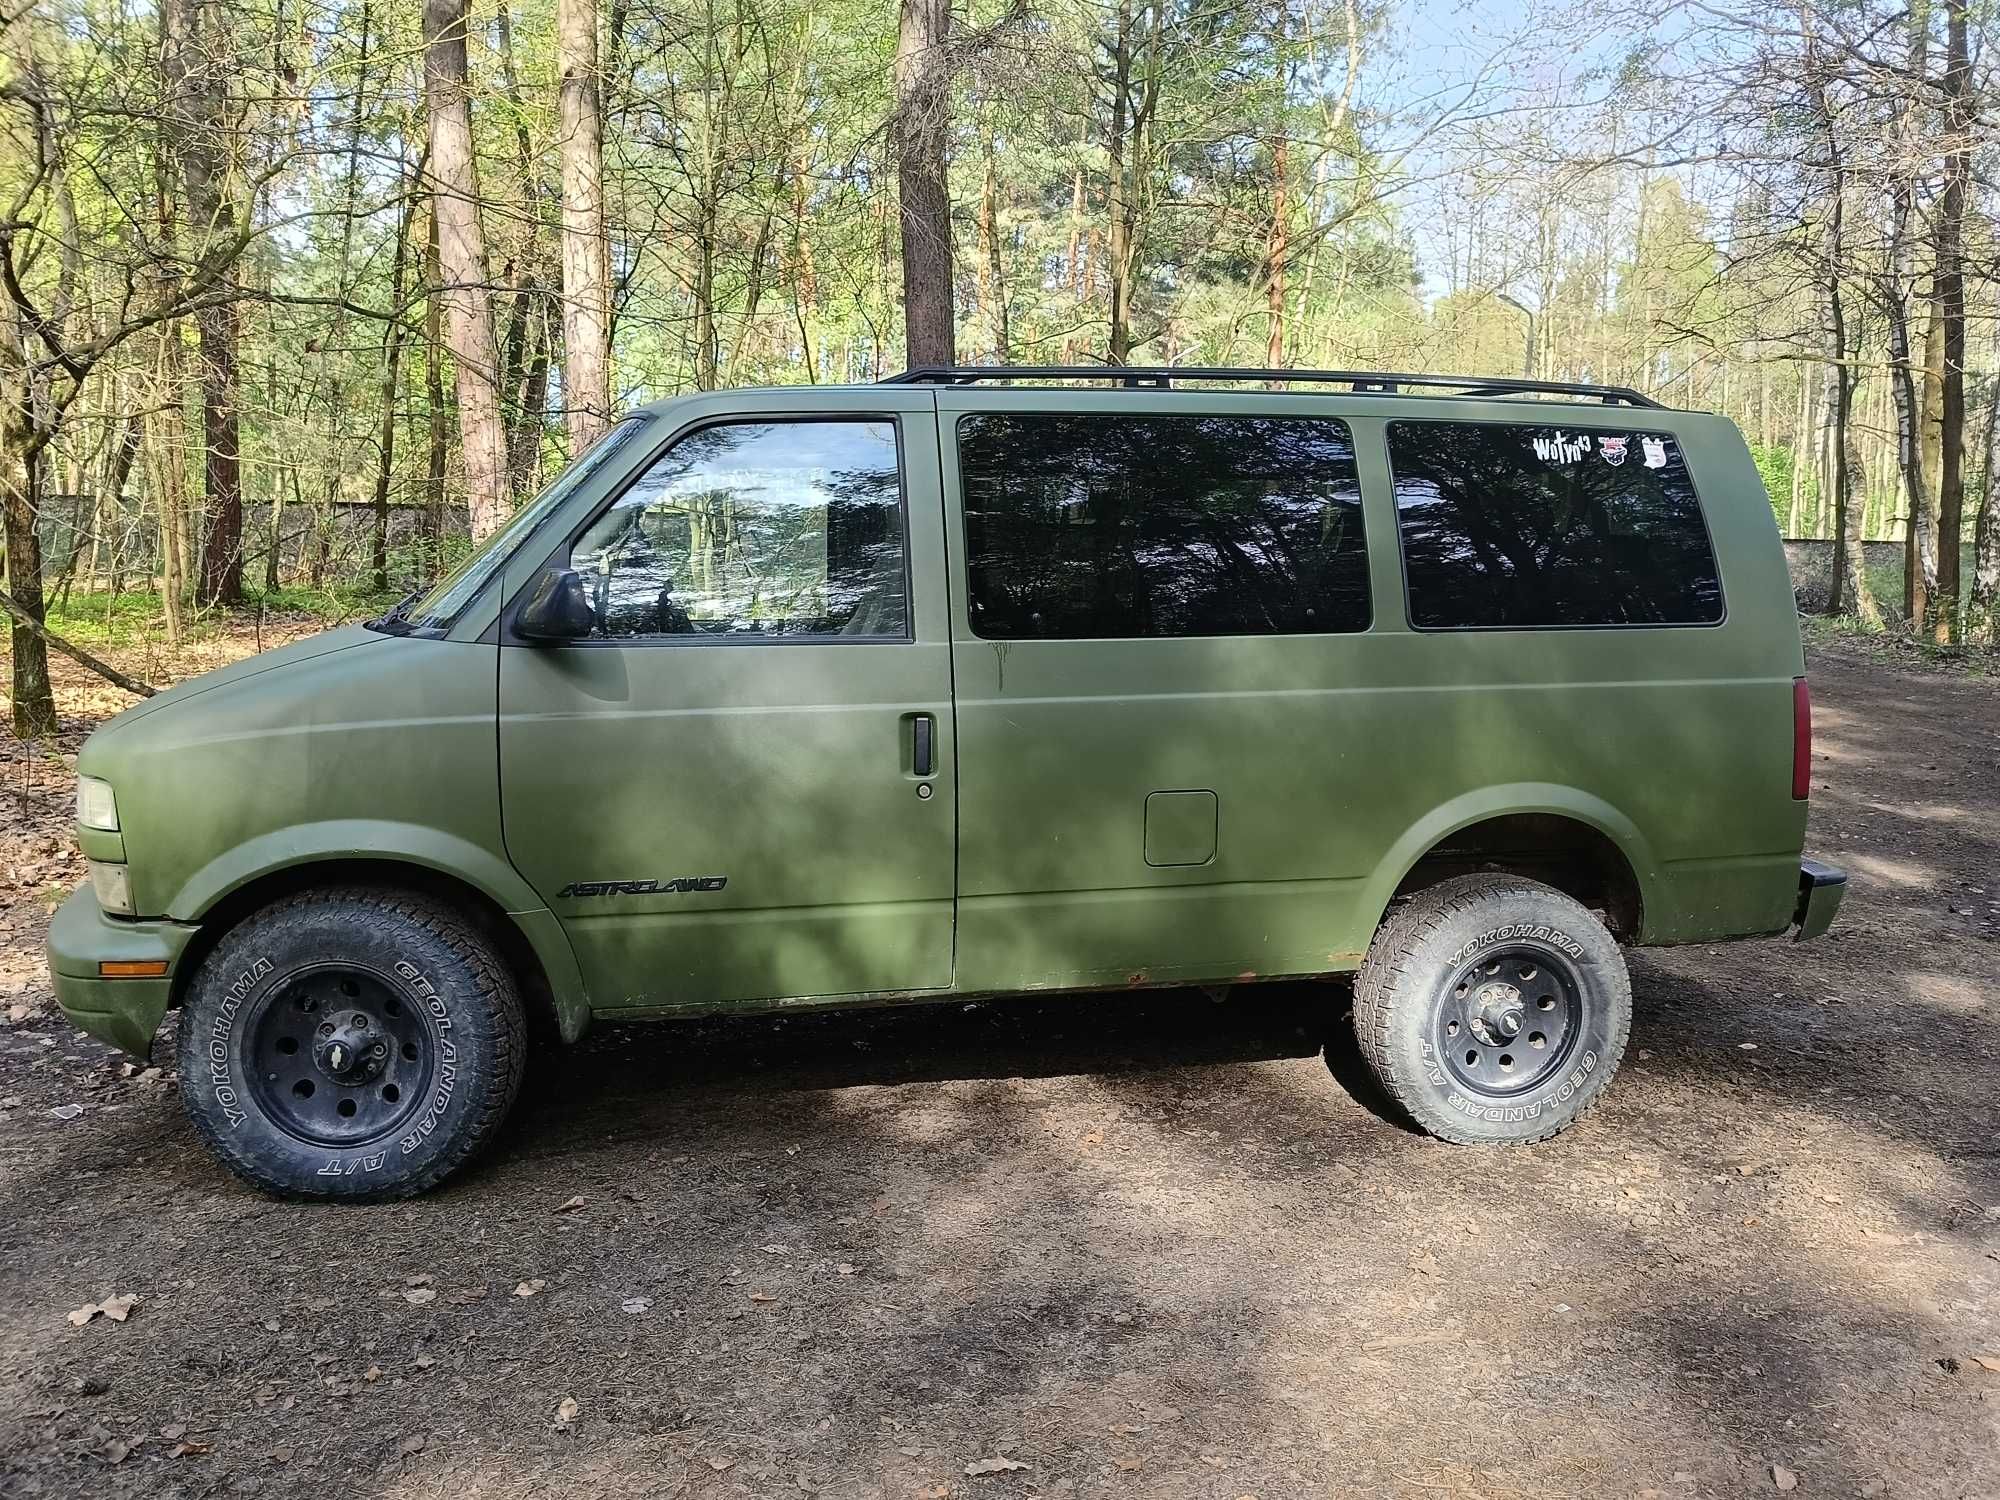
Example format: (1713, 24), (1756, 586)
(171, 857), (582, 1046)
(1366, 790), (1653, 942)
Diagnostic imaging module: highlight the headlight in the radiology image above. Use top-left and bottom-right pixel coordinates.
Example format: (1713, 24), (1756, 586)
(88, 860), (133, 916)
(77, 776), (118, 831)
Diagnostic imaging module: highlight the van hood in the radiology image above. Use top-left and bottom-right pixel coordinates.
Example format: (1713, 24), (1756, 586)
(99, 624), (389, 730)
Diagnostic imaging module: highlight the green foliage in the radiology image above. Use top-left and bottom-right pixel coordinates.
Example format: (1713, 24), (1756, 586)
(1749, 443), (1817, 534)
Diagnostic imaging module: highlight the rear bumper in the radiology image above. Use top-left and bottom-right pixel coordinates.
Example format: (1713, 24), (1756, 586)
(46, 883), (197, 1060)
(1792, 858), (1847, 942)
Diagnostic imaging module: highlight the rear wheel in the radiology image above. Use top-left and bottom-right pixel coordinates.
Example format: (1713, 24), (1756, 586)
(1350, 873), (1631, 1144)
(176, 887), (525, 1199)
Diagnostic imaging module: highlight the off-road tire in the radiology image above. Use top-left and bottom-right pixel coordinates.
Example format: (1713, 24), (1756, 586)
(1350, 873), (1631, 1144)
(176, 887), (526, 1200)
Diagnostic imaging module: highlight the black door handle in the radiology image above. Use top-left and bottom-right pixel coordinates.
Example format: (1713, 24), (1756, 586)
(912, 714), (935, 777)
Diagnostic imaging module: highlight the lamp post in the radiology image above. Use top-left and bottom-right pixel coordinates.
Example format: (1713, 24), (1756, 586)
(1495, 293), (1536, 379)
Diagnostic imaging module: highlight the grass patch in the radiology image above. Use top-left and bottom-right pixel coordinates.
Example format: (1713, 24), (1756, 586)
(46, 585), (399, 648)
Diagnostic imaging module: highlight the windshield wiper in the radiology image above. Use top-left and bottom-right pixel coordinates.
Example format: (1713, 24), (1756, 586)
(368, 586), (425, 635)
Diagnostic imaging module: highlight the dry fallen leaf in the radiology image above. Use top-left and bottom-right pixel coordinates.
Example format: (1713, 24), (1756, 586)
(104, 1439), (129, 1465)
(706, 1456), (735, 1472)
(836, 1263), (857, 1276)
(401, 1287), (436, 1306)
(554, 1396), (579, 1426)
(399, 1435), (425, 1456)
(414, 1353), (436, 1370)
(364, 1365), (383, 1383)
(67, 1294), (139, 1327)
(514, 1280), (546, 1298)
(761, 1244), (789, 1255)
(555, 1195), (586, 1214)
(270, 1447), (294, 1464)
(1772, 1465), (1798, 1492)
(169, 1441), (211, 1458)
(748, 1291), (776, 1304)
(1969, 1355), (2000, 1373)
(405, 1274), (434, 1288)
(1114, 1455), (1143, 1471)
(621, 1297), (652, 1315)
(964, 1456), (1028, 1476)
(160, 1424), (186, 1440)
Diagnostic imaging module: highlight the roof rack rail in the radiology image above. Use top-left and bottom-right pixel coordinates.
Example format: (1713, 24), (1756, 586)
(879, 365), (1662, 409)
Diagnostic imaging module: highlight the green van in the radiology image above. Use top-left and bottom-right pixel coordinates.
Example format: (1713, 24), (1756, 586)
(48, 367), (1846, 1199)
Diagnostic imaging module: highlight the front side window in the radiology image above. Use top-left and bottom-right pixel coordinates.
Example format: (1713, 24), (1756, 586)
(1389, 421), (1723, 629)
(958, 413), (1370, 639)
(569, 419), (909, 640)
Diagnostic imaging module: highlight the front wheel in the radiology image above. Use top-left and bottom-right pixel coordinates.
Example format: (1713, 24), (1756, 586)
(176, 888), (526, 1199)
(1350, 873), (1631, 1144)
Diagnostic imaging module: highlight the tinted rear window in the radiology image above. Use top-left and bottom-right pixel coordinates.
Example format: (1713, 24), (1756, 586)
(958, 413), (1369, 639)
(1388, 421), (1723, 629)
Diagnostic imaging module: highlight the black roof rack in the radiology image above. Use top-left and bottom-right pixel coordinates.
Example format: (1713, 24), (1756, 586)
(880, 364), (1662, 409)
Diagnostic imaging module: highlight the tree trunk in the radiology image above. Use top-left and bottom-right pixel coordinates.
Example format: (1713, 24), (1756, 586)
(1808, 66), (1877, 627)
(558, 0), (613, 446)
(893, 0), (953, 368)
(0, 434), (56, 735)
(975, 138), (1009, 363)
(1105, 0), (1136, 364)
(191, 301), (242, 603)
(423, 205), (450, 565)
(1800, 374), (1816, 536)
(423, 0), (510, 541)
(371, 175), (418, 593)
(1264, 9), (1289, 371)
(160, 0), (244, 606)
(1933, 0), (1971, 639)
(1968, 360), (2000, 642)
(146, 325), (192, 647)
(1883, 120), (1934, 629)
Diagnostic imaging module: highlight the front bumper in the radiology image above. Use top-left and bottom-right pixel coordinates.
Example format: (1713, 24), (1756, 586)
(1792, 857), (1848, 942)
(46, 883), (198, 1059)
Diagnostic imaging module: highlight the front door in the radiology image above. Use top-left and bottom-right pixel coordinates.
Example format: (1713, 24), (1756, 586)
(498, 392), (955, 1015)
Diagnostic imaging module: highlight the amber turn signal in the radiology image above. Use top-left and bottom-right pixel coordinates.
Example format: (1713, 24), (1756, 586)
(97, 960), (169, 979)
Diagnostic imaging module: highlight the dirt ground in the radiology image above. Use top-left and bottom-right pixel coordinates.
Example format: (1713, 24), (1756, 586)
(1, 626), (1997, 1500)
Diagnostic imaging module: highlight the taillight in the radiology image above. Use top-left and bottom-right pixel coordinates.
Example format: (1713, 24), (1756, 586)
(1792, 676), (1812, 800)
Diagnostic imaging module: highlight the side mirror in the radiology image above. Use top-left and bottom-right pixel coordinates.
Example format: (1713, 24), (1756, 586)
(514, 567), (597, 643)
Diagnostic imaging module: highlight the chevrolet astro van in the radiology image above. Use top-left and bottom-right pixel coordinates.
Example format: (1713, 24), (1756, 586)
(48, 366), (1847, 1199)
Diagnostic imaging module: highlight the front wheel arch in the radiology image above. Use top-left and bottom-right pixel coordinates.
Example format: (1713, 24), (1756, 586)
(171, 858), (580, 1046)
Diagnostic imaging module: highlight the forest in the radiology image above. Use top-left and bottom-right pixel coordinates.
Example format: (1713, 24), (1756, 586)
(2, 0), (1998, 734)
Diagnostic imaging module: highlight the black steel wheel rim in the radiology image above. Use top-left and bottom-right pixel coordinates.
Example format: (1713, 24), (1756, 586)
(1433, 945), (1584, 1098)
(244, 964), (435, 1147)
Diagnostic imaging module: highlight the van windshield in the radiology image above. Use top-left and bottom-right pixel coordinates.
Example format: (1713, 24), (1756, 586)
(374, 416), (649, 635)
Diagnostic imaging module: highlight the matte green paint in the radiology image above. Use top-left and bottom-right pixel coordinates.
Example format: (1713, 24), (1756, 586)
(49, 382), (1825, 1060)
(45, 883), (193, 1057)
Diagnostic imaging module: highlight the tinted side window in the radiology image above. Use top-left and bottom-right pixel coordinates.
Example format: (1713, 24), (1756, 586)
(569, 420), (908, 640)
(1389, 421), (1722, 629)
(958, 413), (1369, 639)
